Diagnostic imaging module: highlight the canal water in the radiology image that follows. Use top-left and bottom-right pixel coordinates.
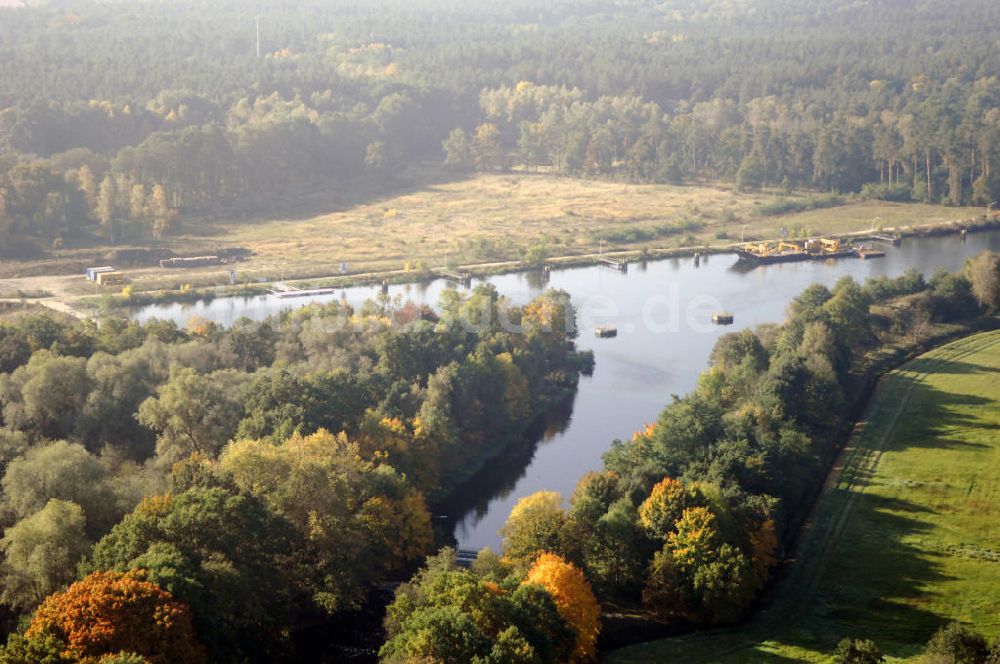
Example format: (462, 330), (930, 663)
(132, 230), (1000, 550)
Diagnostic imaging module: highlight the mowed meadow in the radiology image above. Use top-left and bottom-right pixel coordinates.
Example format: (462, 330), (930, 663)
(608, 329), (1000, 663)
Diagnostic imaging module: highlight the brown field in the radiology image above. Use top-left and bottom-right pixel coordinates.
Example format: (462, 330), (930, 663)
(211, 175), (766, 275)
(139, 175), (982, 289)
(0, 173), (986, 297)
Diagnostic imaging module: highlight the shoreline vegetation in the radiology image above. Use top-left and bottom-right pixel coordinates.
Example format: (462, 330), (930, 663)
(1, 241), (998, 663)
(606, 326), (1000, 662)
(379, 248), (1000, 662)
(0, 285), (594, 661)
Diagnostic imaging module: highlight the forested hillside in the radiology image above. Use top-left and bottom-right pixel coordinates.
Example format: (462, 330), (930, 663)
(2, 0), (1000, 256)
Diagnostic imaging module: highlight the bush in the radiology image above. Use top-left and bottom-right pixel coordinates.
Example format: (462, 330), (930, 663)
(592, 219), (701, 244)
(860, 182), (913, 202)
(524, 242), (548, 266)
(921, 623), (989, 664)
(755, 193), (845, 217)
(835, 637), (885, 664)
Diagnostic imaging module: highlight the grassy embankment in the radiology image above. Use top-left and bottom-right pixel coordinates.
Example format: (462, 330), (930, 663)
(1, 172), (985, 300)
(606, 329), (1000, 663)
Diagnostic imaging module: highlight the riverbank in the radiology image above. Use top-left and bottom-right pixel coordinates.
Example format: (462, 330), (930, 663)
(49, 209), (998, 320)
(1, 173), (993, 317)
(126, 230), (1000, 552)
(604, 317), (1000, 662)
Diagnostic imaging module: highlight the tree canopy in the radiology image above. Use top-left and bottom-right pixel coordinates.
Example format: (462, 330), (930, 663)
(3, 0), (1000, 251)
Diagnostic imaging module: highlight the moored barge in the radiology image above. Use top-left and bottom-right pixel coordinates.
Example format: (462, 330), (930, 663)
(736, 238), (883, 264)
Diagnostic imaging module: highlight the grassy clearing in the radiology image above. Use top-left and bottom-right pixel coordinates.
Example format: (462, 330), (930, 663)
(192, 175), (978, 280)
(0, 301), (79, 324)
(6, 172), (983, 294)
(605, 330), (1000, 663)
(187, 174), (772, 278)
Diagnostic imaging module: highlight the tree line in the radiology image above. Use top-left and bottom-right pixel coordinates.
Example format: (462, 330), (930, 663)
(447, 79), (1000, 205)
(3, 0), (1000, 255)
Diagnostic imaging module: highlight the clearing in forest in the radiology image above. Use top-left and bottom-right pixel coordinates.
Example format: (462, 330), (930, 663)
(210, 175), (975, 275)
(606, 329), (1000, 663)
(8, 172), (982, 294)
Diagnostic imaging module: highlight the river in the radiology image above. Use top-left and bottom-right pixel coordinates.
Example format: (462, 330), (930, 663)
(132, 229), (1000, 551)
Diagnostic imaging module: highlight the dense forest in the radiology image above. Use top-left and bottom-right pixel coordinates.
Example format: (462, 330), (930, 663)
(0, 287), (592, 661)
(3, 0), (1000, 255)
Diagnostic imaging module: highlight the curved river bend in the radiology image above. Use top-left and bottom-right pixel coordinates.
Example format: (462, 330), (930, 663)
(132, 230), (1000, 550)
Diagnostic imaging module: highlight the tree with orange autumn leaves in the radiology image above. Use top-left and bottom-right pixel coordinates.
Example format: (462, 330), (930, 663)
(26, 570), (206, 664)
(525, 553), (601, 662)
(495, 470), (780, 629)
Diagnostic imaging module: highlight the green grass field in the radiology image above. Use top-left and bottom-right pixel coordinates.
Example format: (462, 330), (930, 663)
(605, 330), (1000, 663)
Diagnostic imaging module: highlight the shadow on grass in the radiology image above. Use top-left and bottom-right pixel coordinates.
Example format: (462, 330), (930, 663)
(605, 388), (978, 662)
(881, 370), (995, 452)
(185, 167), (479, 237)
(738, 651), (807, 664)
(765, 490), (949, 649)
(607, 336), (1000, 662)
(905, 357), (1000, 376)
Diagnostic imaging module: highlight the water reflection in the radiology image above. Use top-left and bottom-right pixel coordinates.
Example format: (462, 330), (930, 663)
(438, 398), (576, 547)
(130, 229), (1000, 550)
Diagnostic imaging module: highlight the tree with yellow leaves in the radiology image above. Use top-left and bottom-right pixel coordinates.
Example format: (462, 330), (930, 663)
(667, 506), (719, 569)
(219, 429), (433, 613)
(501, 490), (567, 560)
(471, 122), (504, 170)
(524, 553), (601, 662)
(637, 476), (688, 540)
(496, 352), (531, 422)
(643, 506), (757, 624)
(519, 289), (578, 358)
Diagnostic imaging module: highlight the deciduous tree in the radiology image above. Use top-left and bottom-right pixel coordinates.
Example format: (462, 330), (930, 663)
(220, 429), (432, 613)
(965, 251), (1000, 310)
(524, 552), (600, 662)
(1, 440), (115, 535)
(136, 368), (247, 464)
(0, 499), (90, 610)
(637, 477), (688, 541)
(91, 488), (295, 662)
(501, 491), (567, 560)
(26, 570), (206, 664)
